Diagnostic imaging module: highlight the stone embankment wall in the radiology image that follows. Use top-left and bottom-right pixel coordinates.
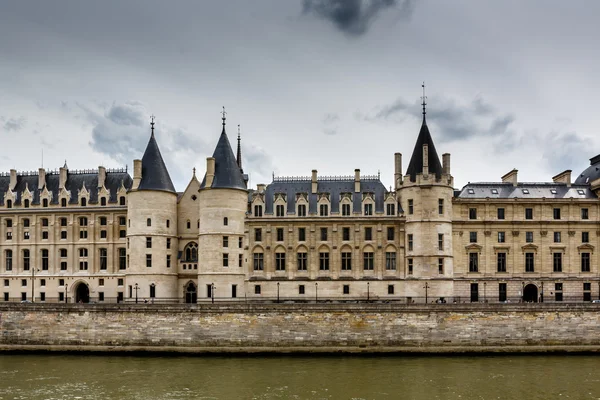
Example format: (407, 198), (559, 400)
(1, 303), (600, 353)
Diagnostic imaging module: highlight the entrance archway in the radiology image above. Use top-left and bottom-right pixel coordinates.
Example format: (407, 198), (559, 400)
(75, 282), (90, 303)
(185, 282), (197, 304)
(523, 284), (538, 303)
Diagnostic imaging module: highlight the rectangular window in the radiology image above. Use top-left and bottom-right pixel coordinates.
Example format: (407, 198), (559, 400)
(470, 283), (479, 302)
(386, 252), (397, 270)
(342, 227), (350, 241)
(469, 232), (477, 243)
(24, 231), (30, 240)
(119, 230), (126, 238)
(469, 208), (477, 220)
(299, 285), (305, 295)
(525, 208), (533, 220)
(275, 253), (285, 271)
(79, 230), (87, 239)
(526, 232), (533, 243)
(146, 254), (152, 268)
(341, 252), (352, 270)
(149, 285), (155, 298)
(60, 230), (67, 240)
(582, 232), (590, 243)
(119, 248), (126, 270)
(99, 248), (107, 270)
(41, 231), (48, 240)
(497, 252), (506, 272)
(408, 258), (413, 275)
(6, 219), (12, 228)
(342, 203), (351, 216)
(499, 283), (507, 302)
(408, 199), (413, 215)
(469, 253), (478, 272)
(5, 250), (12, 271)
(167, 254), (172, 268)
(23, 218), (30, 227)
(582, 208), (589, 220)
(553, 208), (561, 220)
(99, 217), (107, 226)
(98, 278), (104, 286)
(276, 228), (284, 242)
(364, 227), (372, 241)
(497, 208), (505, 220)
(223, 236), (229, 247)
(364, 203), (373, 216)
(146, 237), (152, 248)
(438, 258), (444, 274)
(343, 285), (350, 295)
(223, 253), (229, 267)
(553, 232), (561, 243)
(166, 238), (171, 249)
(6, 232), (12, 240)
(407, 234), (413, 251)
(61, 261), (67, 271)
(254, 228), (262, 242)
(525, 252), (534, 272)
(553, 253), (562, 272)
(388, 285), (394, 295)
(298, 227), (306, 242)
(253, 253), (264, 271)
(276, 204), (285, 217)
(298, 204), (307, 217)
(319, 204), (328, 216)
(498, 232), (505, 243)
(555, 283), (563, 302)
(581, 252), (591, 272)
(387, 203), (395, 216)
(438, 199), (444, 215)
(363, 252), (374, 270)
(23, 250), (30, 271)
(297, 252), (307, 271)
(387, 227), (395, 241)
(319, 252), (330, 270)
(119, 216), (126, 225)
(238, 237), (243, 248)
(254, 205), (263, 217)
(438, 234), (443, 250)
(100, 230), (107, 239)
(320, 227), (327, 241)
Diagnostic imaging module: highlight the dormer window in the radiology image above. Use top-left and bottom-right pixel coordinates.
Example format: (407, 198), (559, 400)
(276, 204), (285, 217)
(364, 203), (373, 216)
(81, 198), (87, 207)
(386, 203), (395, 216)
(550, 189), (557, 194)
(522, 189), (529, 194)
(42, 198), (48, 207)
(254, 205), (263, 217)
(6, 200), (12, 208)
(297, 204), (307, 217)
(61, 198), (67, 207)
(120, 196), (126, 205)
(100, 197), (106, 206)
(577, 189), (585, 195)
(24, 199), (30, 208)
(319, 204), (328, 216)
(491, 189), (498, 194)
(342, 203), (351, 216)
(467, 189), (475, 194)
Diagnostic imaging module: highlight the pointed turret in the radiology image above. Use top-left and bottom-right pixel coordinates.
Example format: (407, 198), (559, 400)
(200, 108), (247, 190)
(137, 116), (176, 193)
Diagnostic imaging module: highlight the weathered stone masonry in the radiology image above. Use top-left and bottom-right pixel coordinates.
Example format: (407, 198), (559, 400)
(2, 304), (600, 353)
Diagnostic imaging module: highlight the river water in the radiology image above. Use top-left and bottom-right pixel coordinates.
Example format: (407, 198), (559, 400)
(0, 354), (599, 399)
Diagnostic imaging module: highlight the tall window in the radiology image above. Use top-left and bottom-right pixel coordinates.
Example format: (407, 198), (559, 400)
(223, 217), (228, 226)
(469, 232), (477, 243)
(298, 204), (307, 217)
(553, 232), (561, 243)
(438, 234), (443, 250)
(98, 248), (107, 270)
(275, 252), (285, 271)
(438, 199), (444, 215)
(408, 199), (413, 215)
(320, 227), (328, 241)
(386, 252), (396, 270)
(342, 203), (351, 216)
(5, 250), (12, 271)
(499, 283), (507, 302)
(276, 228), (284, 242)
(79, 248), (89, 270)
(319, 204), (328, 216)
(298, 227), (306, 242)
(364, 227), (372, 241)
(469, 253), (478, 272)
(23, 249), (30, 271)
(149, 284), (156, 298)
(387, 203), (395, 216)
(253, 253), (264, 270)
(387, 227), (395, 241)
(41, 249), (49, 270)
(497, 208), (505, 220)
(525, 252), (535, 272)
(553, 208), (561, 220)
(581, 208), (589, 220)
(146, 254), (152, 268)
(223, 236), (229, 247)
(363, 252), (374, 270)
(497, 252), (506, 272)
(407, 234), (413, 251)
(341, 252), (352, 270)
(297, 252), (307, 271)
(364, 203), (373, 216)
(119, 248), (126, 270)
(407, 258), (413, 275)
(120, 196), (126, 205)
(319, 252), (330, 270)
(469, 208), (477, 220)
(222, 253), (229, 267)
(60, 249), (68, 271)
(525, 208), (533, 220)
(254, 228), (262, 242)
(146, 218), (151, 227)
(254, 205), (263, 217)
(146, 237), (152, 248)
(184, 242), (198, 261)
(526, 232), (533, 243)
(342, 227), (350, 241)
(498, 232), (505, 243)
(581, 253), (591, 272)
(582, 232), (590, 243)
(276, 204), (285, 217)
(553, 253), (562, 272)
(438, 258), (444, 274)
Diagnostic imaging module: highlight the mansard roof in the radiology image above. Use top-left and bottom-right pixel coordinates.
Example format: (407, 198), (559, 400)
(456, 182), (596, 199)
(405, 118), (443, 182)
(259, 175), (389, 215)
(200, 127), (247, 190)
(574, 154), (600, 185)
(0, 169), (132, 206)
(138, 132), (176, 193)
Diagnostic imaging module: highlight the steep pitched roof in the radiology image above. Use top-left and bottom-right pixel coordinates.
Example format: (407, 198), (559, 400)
(405, 117), (443, 182)
(138, 132), (176, 193)
(200, 126), (247, 190)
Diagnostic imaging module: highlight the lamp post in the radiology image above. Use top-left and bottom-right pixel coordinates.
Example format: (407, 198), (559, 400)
(424, 282), (429, 304)
(31, 268), (39, 303)
(277, 282), (280, 303)
(134, 283), (139, 304)
(315, 282), (318, 303)
(65, 283), (68, 304)
(211, 283), (215, 304)
(367, 282), (370, 302)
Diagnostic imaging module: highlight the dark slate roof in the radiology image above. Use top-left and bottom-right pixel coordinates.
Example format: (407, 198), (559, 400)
(456, 182), (596, 199)
(574, 154), (600, 185)
(200, 127), (247, 190)
(138, 133), (176, 193)
(405, 118), (443, 182)
(0, 170), (132, 206)
(262, 177), (388, 215)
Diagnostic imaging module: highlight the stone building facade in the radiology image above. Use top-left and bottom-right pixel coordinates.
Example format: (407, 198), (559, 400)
(1, 106), (599, 303)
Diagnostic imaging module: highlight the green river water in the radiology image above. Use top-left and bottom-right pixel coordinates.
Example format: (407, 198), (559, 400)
(0, 354), (599, 399)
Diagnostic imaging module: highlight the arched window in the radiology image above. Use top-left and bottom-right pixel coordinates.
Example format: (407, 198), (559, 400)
(186, 220), (191, 229)
(147, 218), (151, 227)
(224, 217), (228, 226)
(184, 242), (198, 262)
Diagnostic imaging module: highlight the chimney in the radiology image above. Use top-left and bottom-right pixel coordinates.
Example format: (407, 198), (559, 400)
(205, 157), (215, 188)
(552, 170), (572, 187)
(311, 169), (318, 194)
(9, 169), (17, 191)
(394, 153), (402, 189)
(354, 169), (361, 193)
(442, 153), (451, 176)
(59, 165), (68, 189)
(257, 183), (266, 193)
(98, 166), (106, 188)
(132, 159), (142, 190)
(38, 168), (46, 189)
(422, 144), (429, 176)
(501, 169), (518, 186)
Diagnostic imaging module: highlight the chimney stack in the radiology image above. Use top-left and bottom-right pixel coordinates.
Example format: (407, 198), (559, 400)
(552, 170), (572, 187)
(98, 166), (106, 188)
(205, 157), (216, 188)
(354, 169), (361, 193)
(132, 159), (142, 190)
(257, 183), (266, 193)
(501, 169), (518, 186)
(59, 165), (67, 189)
(311, 169), (318, 194)
(394, 153), (402, 189)
(442, 153), (451, 176)
(9, 169), (17, 191)
(38, 168), (46, 189)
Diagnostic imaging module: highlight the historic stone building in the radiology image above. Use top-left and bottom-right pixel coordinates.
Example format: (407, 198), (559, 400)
(1, 104), (599, 303)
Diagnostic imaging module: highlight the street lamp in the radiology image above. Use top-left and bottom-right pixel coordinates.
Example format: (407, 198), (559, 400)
(315, 282), (318, 303)
(367, 282), (370, 302)
(211, 283), (215, 304)
(423, 282), (429, 304)
(31, 268), (39, 303)
(277, 282), (280, 303)
(134, 283), (139, 304)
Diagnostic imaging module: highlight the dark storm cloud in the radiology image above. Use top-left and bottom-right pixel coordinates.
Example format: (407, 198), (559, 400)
(1, 116), (27, 132)
(302, 0), (415, 36)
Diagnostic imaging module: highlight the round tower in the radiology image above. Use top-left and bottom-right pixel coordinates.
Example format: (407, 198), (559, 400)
(126, 118), (178, 302)
(397, 92), (454, 303)
(197, 111), (248, 301)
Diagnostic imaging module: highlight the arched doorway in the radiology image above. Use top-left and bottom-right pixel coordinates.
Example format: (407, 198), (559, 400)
(75, 282), (90, 303)
(523, 284), (538, 303)
(185, 282), (197, 304)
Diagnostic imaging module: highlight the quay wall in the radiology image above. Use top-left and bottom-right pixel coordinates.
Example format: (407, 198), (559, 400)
(1, 303), (600, 353)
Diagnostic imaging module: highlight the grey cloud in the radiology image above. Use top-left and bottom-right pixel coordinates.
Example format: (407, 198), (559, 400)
(322, 112), (339, 135)
(302, 0), (415, 36)
(540, 131), (592, 175)
(2, 116), (27, 131)
(324, 128), (338, 135)
(243, 144), (277, 186)
(322, 113), (339, 124)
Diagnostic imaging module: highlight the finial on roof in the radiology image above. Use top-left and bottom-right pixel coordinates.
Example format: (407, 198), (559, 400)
(421, 82), (427, 118)
(63, 160), (68, 169)
(236, 124), (243, 172)
(150, 114), (156, 136)
(193, 167), (196, 176)
(221, 106), (227, 130)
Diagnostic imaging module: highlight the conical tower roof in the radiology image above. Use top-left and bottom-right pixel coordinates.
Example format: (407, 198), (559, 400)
(200, 117), (247, 190)
(405, 117), (443, 182)
(138, 126), (176, 193)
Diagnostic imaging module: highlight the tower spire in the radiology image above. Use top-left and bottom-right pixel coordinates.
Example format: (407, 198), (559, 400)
(150, 114), (156, 136)
(221, 106), (227, 133)
(421, 82), (427, 120)
(237, 124), (243, 172)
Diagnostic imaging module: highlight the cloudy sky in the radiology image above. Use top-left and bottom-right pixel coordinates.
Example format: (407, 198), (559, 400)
(1, 0), (599, 191)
